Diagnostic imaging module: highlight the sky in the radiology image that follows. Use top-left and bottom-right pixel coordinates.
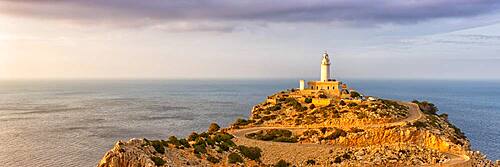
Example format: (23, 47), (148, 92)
(1, 0), (500, 80)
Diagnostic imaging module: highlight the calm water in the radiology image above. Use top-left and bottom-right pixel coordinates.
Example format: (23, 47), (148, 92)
(0, 79), (498, 166)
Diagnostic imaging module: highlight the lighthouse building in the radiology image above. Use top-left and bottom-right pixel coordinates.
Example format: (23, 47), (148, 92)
(299, 52), (349, 97)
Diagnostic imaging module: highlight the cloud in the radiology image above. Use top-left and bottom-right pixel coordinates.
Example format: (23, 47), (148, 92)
(1, 0), (500, 31)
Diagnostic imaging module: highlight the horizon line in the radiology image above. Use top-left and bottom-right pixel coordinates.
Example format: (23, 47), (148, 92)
(1, 77), (499, 81)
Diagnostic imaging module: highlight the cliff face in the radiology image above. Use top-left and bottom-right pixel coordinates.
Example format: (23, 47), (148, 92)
(97, 90), (499, 167)
(98, 139), (214, 167)
(98, 139), (158, 167)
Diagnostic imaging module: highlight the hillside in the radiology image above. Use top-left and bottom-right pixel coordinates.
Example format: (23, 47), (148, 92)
(97, 89), (499, 166)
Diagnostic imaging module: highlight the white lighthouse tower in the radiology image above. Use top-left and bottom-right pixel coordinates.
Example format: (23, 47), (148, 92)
(297, 51), (348, 97)
(320, 51), (331, 82)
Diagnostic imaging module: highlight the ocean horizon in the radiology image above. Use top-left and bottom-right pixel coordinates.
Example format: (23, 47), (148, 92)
(0, 79), (498, 166)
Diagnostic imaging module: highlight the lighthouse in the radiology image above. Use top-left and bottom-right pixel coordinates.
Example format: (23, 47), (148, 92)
(320, 52), (331, 82)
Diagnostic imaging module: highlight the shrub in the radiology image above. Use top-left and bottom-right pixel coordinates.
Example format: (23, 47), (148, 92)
(333, 113), (341, 118)
(333, 156), (342, 163)
(269, 105), (282, 111)
(348, 102), (358, 107)
(356, 112), (368, 119)
(233, 118), (251, 126)
(303, 129), (320, 136)
(285, 98), (305, 111)
(269, 129), (292, 137)
(179, 138), (190, 148)
(349, 127), (365, 133)
(274, 160), (290, 167)
(167, 136), (181, 147)
(216, 143), (229, 152)
(194, 137), (206, 147)
(306, 159), (316, 165)
(206, 155), (220, 164)
(339, 100), (346, 106)
(151, 156), (166, 166)
(272, 136), (298, 143)
(413, 100), (439, 115)
(413, 121), (427, 129)
(439, 113), (449, 120)
(228, 153), (244, 164)
(222, 140), (236, 148)
(213, 133), (234, 142)
(350, 91), (361, 98)
(208, 123), (220, 133)
(246, 129), (298, 143)
(304, 98), (313, 103)
(199, 132), (209, 138)
(237, 145), (262, 161)
(319, 94), (328, 98)
(320, 127), (328, 134)
(188, 132), (199, 141)
(324, 128), (347, 140)
(193, 144), (207, 154)
(151, 140), (166, 154)
(309, 104), (316, 109)
(205, 137), (215, 146)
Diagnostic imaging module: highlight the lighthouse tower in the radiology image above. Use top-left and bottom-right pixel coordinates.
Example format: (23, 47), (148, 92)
(297, 51), (349, 98)
(320, 52), (331, 82)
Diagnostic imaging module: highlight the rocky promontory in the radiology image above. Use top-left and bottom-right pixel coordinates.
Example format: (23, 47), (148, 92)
(97, 89), (499, 166)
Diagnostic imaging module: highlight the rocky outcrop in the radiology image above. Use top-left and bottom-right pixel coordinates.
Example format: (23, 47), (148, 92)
(96, 90), (499, 167)
(98, 139), (212, 167)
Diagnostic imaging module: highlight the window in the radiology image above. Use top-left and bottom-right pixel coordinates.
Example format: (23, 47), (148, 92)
(327, 86), (330, 90)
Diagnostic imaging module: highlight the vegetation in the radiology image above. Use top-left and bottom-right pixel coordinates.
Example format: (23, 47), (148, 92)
(208, 123), (220, 133)
(188, 132), (199, 141)
(350, 91), (361, 98)
(303, 129), (321, 136)
(356, 112), (368, 119)
(193, 145), (207, 154)
(412, 100), (438, 115)
(348, 102), (358, 107)
(333, 156), (342, 163)
(237, 145), (262, 161)
(246, 129), (298, 143)
(282, 98), (306, 112)
(228, 153), (244, 164)
(268, 104), (282, 111)
(348, 127), (365, 133)
(319, 94), (328, 98)
(179, 138), (190, 148)
(324, 128), (347, 140)
(232, 118), (253, 126)
(304, 97), (313, 103)
(151, 156), (166, 166)
(206, 155), (220, 164)
(151, 140), (166, 154)
(306, 159), (316, 165)
(274, 160), (290, 167)
(412, 121), (427, 129)
(167, 136), (181, 148)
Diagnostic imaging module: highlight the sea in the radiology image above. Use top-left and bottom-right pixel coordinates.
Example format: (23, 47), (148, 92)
(0, 79), (498, 167)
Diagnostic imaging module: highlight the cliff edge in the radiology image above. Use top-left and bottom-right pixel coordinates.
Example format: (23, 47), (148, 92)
(97, 89), (499, 166)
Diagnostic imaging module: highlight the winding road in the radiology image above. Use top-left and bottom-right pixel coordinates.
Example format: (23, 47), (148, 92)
(228, 101), (470, 166)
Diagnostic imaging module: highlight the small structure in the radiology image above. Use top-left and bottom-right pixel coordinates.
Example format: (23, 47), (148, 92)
(299, 80), (305, 90)
(299, 51), (350, 97)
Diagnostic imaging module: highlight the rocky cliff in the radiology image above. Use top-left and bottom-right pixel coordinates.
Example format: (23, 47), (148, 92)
(97, 90), (499, 166)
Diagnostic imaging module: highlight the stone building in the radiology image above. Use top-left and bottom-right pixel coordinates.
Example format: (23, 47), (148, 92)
(299, 51), (350, 97)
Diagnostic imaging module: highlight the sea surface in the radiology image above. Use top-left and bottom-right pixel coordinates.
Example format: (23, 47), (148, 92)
(0, 79), (498, 166)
